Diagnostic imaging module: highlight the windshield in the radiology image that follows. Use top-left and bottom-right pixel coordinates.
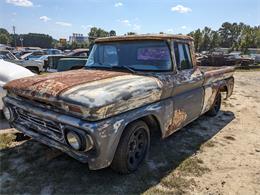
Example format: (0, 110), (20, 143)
(86, 41), (172, 71)
(0, 51), (17, 60)
(37, 55), (48, 60)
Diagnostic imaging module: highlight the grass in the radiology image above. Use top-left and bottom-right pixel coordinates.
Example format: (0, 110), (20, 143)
(177, 157), (210, 177)
(200, 140), (216, 151)
(145, 157), (210, 194)
(0, 133), (16, 149)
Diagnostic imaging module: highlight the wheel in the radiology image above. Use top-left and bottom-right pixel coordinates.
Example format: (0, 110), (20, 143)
(206, 92), (221, 116)
(111, 120), (150, 174)
(0, 110), (4, 119)
(27, 67), (39, 74)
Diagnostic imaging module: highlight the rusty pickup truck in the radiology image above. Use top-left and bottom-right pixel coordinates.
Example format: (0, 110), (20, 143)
(3, 34), (235, 174)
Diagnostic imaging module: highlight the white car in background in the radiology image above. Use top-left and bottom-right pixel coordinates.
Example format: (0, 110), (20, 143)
(0, 59), (34, 117)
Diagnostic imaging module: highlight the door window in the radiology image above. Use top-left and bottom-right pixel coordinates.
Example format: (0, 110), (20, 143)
(174, 42), (193, 70)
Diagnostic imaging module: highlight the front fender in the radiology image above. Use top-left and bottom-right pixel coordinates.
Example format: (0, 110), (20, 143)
(89, 98), (174, 169)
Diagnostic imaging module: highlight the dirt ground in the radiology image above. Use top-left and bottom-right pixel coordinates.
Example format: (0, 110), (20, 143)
(0, 71), (260, 194)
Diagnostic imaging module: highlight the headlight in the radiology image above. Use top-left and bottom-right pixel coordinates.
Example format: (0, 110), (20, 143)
(65, 130), (94, 151)
(3, 106), (15, 122)
(66, 131), (82, 150)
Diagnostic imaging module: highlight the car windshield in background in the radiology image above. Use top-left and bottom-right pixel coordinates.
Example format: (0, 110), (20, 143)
(86, 41), (172, 71)
(0, 51), (17, 60)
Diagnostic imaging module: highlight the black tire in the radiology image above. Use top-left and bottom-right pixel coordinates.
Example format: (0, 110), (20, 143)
(111, 120), (150, 174)
(27, 67), (39, 74)
(70, 66), (83, 70)
(0, 110), (4, 119)
(206, 92), (221, 116)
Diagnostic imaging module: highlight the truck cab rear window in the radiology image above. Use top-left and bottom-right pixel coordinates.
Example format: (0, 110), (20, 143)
(174, 42), (193, 70)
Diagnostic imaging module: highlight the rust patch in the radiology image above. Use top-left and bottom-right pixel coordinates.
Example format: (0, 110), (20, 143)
(95, 34), (193, 43)
(201, 86), (219, 114)
(165, 109), (187, 137)
(4, 69), (129, 101)
(204, 66), (235, 79)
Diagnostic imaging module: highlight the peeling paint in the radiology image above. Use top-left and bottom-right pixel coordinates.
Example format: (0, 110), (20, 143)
(165, 109), (188, 137)
(113, 119), (124, 133)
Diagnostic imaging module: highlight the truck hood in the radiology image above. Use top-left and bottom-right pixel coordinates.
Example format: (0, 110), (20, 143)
(4, 69), (163, 120)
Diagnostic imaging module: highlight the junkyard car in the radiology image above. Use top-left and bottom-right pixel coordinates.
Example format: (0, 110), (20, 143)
(0, 59), (34, 117)
(44, 49), (89, 72)
(0, 50), (44, 73)
(3, 35), (235, 173)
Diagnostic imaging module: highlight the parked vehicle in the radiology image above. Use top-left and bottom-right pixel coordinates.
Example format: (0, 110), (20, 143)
(0, 50), (44, 74)
(0, 50), (18, 61)
(3, 34), (235, 173)
(67, 48), (89, 57)
(20, 50), (47, 60)
(43, 49), (63, 55)
(253, 54), (260, 64)
(0, 59), (34, 118)
(44, 49), (89, 72)
(197, 51), (254, 66)
(56, 58), (87, 72)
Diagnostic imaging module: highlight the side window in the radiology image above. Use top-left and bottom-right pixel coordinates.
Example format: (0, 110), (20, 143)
(104, 45), (118, 65)
(99, 45), (118, 66)
(173, 42), (193, 70)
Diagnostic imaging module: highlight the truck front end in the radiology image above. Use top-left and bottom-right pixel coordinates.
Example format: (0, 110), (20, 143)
(3, 92), (129, 170)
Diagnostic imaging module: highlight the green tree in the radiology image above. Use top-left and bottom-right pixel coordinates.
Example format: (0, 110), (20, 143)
(210, 31), (220, 50)
(109, 30), (116, 36)
(218, 22), (245, 49)
(88, 27), (110, 48)
(0, 28), (11, 44)
(200, 27), (212, 51)
(11, 33), (53, 48)
(188, 29), (202, 52)
(0, 34), (9, 44)
(88, 27), (109, 39)
(239, 26), (259, 53)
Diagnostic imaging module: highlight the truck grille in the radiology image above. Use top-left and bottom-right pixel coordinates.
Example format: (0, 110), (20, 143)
(15, 108), (64, 142)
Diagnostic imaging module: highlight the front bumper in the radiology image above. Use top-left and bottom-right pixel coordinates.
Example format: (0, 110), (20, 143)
(3, 96), (127, 170)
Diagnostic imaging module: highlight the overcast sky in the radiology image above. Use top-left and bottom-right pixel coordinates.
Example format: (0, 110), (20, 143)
(0, 0), (259, 39)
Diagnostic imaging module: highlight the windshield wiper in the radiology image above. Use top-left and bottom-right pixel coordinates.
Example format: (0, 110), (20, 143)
(111, 65), (136, 73)
(86, 64), (136, 73)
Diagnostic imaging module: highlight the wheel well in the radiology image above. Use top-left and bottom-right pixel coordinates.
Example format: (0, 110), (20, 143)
(125, 115), (162, 137)
(70, 66), (84, 70)
(26, 66), (39, 73)
(220, 85), (228, 99)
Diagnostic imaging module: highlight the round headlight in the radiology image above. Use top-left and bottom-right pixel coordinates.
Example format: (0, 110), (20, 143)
(66, 131), (81, 150)
(3, 106), (14, 122)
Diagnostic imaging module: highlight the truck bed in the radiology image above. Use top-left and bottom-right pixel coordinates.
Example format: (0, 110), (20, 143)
(199, 66), (235, 85)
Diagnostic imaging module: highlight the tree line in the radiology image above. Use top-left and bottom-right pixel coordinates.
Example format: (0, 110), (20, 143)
(1, 22), (259, 53)
(0, 28), (53, 48)
(188, 22), (260, 53)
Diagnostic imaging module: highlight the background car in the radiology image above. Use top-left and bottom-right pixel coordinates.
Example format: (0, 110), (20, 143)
(0, 59), (34, 118)
(0, 50), (44, 73)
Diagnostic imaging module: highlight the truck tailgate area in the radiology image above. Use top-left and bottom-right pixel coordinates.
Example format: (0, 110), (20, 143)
(199, 66), (235, 85)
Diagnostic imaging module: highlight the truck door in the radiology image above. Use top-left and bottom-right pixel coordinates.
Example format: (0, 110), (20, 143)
(170, 41), (204, 129)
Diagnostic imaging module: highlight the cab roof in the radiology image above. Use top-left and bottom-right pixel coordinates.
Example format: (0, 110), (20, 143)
(95, 34), (193, 43)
